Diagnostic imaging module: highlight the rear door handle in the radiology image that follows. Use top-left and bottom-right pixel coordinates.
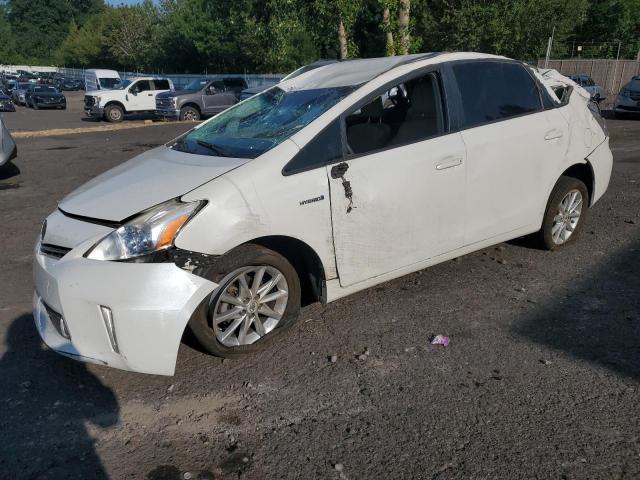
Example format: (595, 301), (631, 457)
(435, 157), (463, 170)
(544, 129), (563, 141)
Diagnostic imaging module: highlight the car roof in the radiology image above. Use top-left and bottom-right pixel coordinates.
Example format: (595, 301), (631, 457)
(279, 52), (509, 90)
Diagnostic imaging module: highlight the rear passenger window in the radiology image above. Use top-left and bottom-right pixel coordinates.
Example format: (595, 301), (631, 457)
(153, 79), (170, 90)
(283, 120), (342, 175)
(344, 72), (445, 156)
(452, 62), (542, 129)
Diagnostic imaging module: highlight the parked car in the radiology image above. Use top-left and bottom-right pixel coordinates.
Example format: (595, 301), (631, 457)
(26, 84), (66, 110)
(57, 77), (83, 91)
(85, 77), (173, 122)
(4, 79), (17, 92)
(0, 115), (17, 167)
(568, 74), (605, 102)
(156, 77), (247, 121)
(33, 53), (612, 376)
(84, 69), (121, 91)
(614, 75), (640, 118)
(239, 59), (339, 100)
(0, 89), (16, 112)
(11, 82), (33, 105)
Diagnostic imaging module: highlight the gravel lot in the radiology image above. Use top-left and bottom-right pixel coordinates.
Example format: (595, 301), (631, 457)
(0, 113), (639, 480)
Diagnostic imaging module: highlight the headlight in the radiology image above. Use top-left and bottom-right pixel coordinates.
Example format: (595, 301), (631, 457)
(95, 96), (101, 105)
(86, 199), (205, 261)
(620, 89), (631, 98)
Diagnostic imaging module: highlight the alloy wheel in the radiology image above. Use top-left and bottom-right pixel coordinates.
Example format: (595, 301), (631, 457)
(552, 189), (583, 245)
(210, 266), (289, 347)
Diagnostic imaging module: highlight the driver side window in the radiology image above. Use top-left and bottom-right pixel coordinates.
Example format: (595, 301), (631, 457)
(206, 81), (225, 95)
(130, 80), (151, 94)
(344, 72), (445, 156)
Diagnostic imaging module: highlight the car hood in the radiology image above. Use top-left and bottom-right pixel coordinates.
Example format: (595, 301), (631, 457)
(157, 89), (196, 98)
(59, 146), (250, 222)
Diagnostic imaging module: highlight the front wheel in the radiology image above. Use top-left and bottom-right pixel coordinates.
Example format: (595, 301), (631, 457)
(104, 104), (124, 123)
(179, 106), (200, 121)
(539, 176), (589, 250)
(189, 244), (301, 358)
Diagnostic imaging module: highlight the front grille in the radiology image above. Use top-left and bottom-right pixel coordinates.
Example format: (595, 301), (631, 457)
(156, 97), (174, 108)
(40, 243), (71, 259)
(84, 95), (95, 107)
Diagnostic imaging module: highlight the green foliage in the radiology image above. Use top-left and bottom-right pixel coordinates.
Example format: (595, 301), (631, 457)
(2, 0), (639, 72)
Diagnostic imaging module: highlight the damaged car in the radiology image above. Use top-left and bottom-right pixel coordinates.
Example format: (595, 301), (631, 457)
(33, 53), (612, 375)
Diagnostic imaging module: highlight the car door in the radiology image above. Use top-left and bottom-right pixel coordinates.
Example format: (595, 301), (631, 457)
(448, 61), (569, 245)
(127, 80), (151, 110)
(327, 70), (467, 288)
(202, 81), (233, 114)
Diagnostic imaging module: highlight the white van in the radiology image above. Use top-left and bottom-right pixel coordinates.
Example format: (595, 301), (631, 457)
(84, 69), (121, 91)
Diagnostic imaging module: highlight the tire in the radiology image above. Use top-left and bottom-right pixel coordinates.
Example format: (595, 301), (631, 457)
(179, 106), (200, 121)
(188, 244), (302, 358)
(539, 176), (589, 250)
(614, 112), (628, 120)
(104, 104), (124, 123)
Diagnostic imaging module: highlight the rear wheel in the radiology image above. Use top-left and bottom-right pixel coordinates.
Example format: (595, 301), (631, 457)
(189, 244), (301, 358)
(540, 176), (589, 250)
(104, 104), (123, 123)
(179, 106), (200, 121)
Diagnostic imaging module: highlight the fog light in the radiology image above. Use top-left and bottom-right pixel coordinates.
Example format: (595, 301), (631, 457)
(100, 306), (120, 353)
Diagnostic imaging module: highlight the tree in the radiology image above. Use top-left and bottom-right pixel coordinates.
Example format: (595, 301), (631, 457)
(5, 0), (103, 63)
(0, 5), (20, 64)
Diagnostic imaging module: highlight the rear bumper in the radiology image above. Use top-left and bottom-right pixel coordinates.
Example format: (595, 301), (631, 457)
(587, 137), (613, 206)
(33, 238), (217, 376)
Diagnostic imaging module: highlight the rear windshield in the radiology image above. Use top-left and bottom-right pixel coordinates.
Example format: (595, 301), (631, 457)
(174, 86), (354, 159)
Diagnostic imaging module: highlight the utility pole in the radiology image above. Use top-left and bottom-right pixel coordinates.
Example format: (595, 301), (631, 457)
(544, 26), (556, 68)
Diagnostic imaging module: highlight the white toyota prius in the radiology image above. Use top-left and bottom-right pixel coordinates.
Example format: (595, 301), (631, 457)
(33, 53), (612, 375)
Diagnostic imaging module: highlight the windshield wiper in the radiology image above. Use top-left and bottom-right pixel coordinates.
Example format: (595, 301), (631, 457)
(196, 139), (232, 157)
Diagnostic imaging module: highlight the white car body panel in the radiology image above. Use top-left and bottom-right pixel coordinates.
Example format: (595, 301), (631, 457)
(59, 146), (249, 221)
(328, 133), (467, 287)
(33, 53), (614, 375)
(84, 69), (120, 91)
(1, 115), (17, 167)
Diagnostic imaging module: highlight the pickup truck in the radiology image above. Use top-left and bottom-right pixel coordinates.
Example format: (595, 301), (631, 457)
(155, 77), (247, 121)
(84, 77), (173, 122)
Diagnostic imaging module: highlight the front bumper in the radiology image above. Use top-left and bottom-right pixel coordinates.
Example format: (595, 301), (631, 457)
(0, 102), (15, 112)
(614, 95), (640, 113)
(85, 105), (104, 118)
(34, 100), (65, 108)
(33, 236), (217, 376)
(156, 108), (180, 118)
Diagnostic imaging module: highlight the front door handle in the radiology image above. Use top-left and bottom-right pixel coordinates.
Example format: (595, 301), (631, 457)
(544, 129), (563, 141)
(147, 93), (153, 96)
(435, 157), (463, 171)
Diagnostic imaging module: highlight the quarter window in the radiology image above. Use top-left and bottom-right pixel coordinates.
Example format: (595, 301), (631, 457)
(344, 72), (445, 156)
(452, 62), (542, 129)
(283, 120), (342, 175)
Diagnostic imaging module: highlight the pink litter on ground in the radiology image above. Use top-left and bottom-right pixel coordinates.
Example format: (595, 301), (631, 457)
(430, 335), (450, 347)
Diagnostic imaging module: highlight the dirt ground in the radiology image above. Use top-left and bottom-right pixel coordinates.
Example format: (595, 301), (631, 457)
(0, 113), (639, 479)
